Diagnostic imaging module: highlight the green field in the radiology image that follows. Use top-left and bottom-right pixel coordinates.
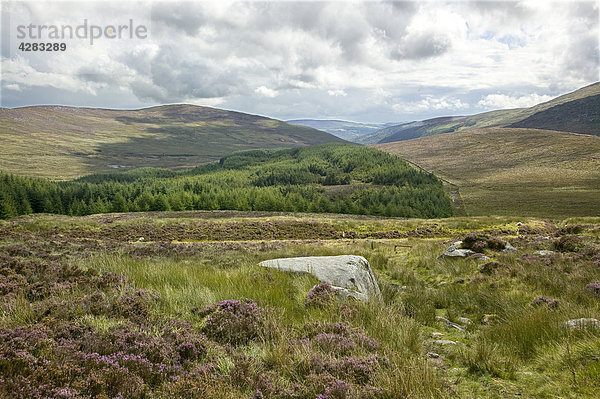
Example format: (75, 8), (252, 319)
(0, 105), (345, 180)
(1, 210), (599, 398)
(376, 128), (600, 218)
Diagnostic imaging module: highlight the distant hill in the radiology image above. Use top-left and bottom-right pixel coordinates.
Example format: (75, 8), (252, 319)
(287, 119), (395, 142)
(367, 82), (600, 144)
(508, 94), (600, 134)
(376, 128), (600, 218)
(0, 104), (345, 179)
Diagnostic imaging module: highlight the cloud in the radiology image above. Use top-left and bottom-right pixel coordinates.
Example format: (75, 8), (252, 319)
(255, 86), (278, 98)
(327, 89), (347, 97)
(477, 93), (555, 109)
(393, 95), (470, 114)
(1, 0), (598, 123)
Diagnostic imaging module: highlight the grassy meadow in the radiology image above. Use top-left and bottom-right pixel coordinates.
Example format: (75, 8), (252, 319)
(0, 105), (344, 180)
(376, 128), (600, 218)
(1, 211), (599, 398)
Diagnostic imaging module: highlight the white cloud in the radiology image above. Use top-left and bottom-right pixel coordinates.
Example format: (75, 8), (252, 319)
(255, 86), (278, 98)
(327, 89), (347, 97)
(477, 93), (555, 109)
(4, 83), (21, 91)
(393, 95), (470, 114)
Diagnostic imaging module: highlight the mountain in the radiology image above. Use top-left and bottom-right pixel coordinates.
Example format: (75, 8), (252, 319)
(287, 119), (395, 142)
(375, 128), (600, 218)
(0, 104), (346, 180)
(366, 82), (600, 144)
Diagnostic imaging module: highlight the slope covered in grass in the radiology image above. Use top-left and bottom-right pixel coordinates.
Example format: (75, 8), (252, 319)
(1, 211), (599, 398)
(0, 104), (345, 180)
(0, 144), (454, 219)
(376, 128), (600, 218)
(367, 82), (600, 144)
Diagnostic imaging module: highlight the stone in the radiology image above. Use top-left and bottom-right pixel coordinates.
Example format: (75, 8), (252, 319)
(458, 317), (472, 325)
(439, 241), (477, 258)
(502, 242), (517, 253)
(534, 250), (554, 256)
(564, 318), (600, 330)
(390, 284), (408, 293)
(427, 352), (440, 358)
(431, 332), (444, 338)
(137, 237), (145, 242)
(259, 255), (381, 301)
(435, 316), (465, 331)
(433, 339), (457, 345)
(585, 283), (600, 296)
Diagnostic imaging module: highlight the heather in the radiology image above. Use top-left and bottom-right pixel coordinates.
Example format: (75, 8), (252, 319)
(1, 212), (599, 397)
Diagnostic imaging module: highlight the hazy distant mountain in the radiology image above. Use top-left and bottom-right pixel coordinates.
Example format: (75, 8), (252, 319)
(0, 104), (346, 180)
(287, 119), (397, 142)
(365, 82), (600, 144)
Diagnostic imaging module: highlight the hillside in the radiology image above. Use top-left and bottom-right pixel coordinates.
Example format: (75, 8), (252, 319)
(0, 104), (345, 180)
(509, 94), (600, 134)
(369, 82), (600, 144)
(287, 119), (394, 142)
(376, 128), (600, 218)
(0, 144), (454, 219)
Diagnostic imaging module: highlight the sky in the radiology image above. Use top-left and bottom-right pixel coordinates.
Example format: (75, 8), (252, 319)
(1, 0), (598, 123)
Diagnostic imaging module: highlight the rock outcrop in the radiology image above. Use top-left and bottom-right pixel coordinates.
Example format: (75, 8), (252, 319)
(259, 255), (381, 301)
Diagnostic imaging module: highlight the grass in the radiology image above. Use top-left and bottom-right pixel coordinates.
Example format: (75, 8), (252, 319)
(0, 104), (345, 180)
(376, 128), (600, 218)
(1, 211), (599, 397)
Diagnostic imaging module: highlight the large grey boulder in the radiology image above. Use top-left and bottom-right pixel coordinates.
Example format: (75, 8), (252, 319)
(259, 255), (381, 301)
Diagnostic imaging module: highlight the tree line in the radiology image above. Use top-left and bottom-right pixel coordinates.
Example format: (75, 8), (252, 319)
(0, 144), (454, 219)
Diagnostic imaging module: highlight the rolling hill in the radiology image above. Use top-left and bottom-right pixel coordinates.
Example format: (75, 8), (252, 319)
(287, 119), (395, 142)
(0, 104), (345, 180)
(376, 128), (600, 218)
(367, 82), (600, 144)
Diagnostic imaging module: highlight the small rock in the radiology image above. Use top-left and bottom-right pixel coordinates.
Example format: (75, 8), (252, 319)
(435, 316), (465, 331)
(137, 237), (145, 242)
(564, 318), (600, 330)
(434, 339), (457, 345)
(439, 241), (477, 259)
(585, 283), (600, 297)
(438, 281), (448, 286)
(390, 284), (408, 293)
(516, 222), (523, 226)
(458, 317), (472, 325)
(471, 253), (491, 262)
(517, 371), (534, 376)
(427, 352), (440, 358)
(502, 242), (517, 253)
(482, 314), (499, 324)
(534, 250), (554, 256)
(540, 236), (551, 241)
(431, 332), (444, 338)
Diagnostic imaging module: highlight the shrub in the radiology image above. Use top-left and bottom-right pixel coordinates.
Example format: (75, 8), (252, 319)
(199, 299), (264, 345)
(305, 282), (336, 308)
